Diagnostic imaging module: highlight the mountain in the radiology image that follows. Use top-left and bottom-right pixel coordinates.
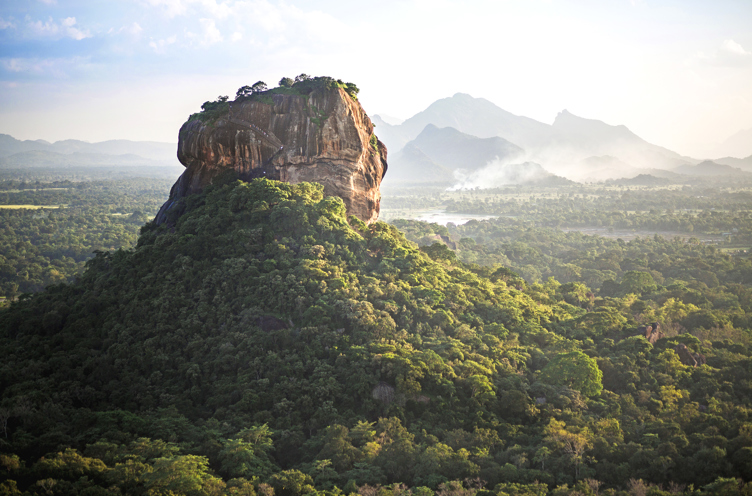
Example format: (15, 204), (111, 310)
(383, 124), (524, 186)
(372, 113), (404, 126)
(0, 134), (52, 156)
(673, 160), (749, 176)
(383, 143), (454, 185)
(373, 94), (698, 184)
(374, 93), (550, 151)
(0, 150), (170, 168)
(160, 77), (387, 225)
(708, 127), (752, 159)
(714, 154), (752, 172)
(0, 133), (177, 163)
(607, 174), (672, 186)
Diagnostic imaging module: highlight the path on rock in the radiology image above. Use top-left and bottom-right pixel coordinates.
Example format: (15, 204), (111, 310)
(228, 117), (284, 150)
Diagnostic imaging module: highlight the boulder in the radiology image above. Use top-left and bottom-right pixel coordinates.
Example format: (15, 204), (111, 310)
(638, 322), (664, 344)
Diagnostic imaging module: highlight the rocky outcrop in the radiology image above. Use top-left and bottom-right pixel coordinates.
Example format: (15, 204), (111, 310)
(638, 322), (664, 344)
(156, 86), (387, 225)
(675, 343), (706, 367)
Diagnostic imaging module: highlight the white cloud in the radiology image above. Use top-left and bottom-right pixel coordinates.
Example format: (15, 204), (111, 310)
(142, 0), (188, 18)
(26, 16), (91, 40)
(141, 0), (231, 19)
(138, 0), (353, 49)
(697, 39), (751, 67)
(121, 22), (144, 37)
(0, 56), (89, 77)
(722, 39), (750, 56)
(0, 17), (16, 30)
(149, 35), (177, 53)
(199, 18), (223, 45)
(38, 0), (57, 4)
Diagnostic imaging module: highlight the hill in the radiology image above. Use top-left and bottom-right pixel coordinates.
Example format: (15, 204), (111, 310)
(673, 160), (749, 177)
(606, 174), (672, 186)
(3, 178), (752, 494)
(713, 154), (752, 172)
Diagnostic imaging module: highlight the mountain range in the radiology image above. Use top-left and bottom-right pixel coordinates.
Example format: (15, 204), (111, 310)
(705, 127), (752, 159)
(0, 134), (178, 166)
(375, 94), (752, 186)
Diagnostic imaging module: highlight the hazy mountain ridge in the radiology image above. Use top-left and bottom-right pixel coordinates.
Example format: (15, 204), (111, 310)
(0, 133), (177, 163)
(375, 94), (703, 184)
(0, 149), (175, 168)
(673, 160), (750, 177)
(714, 155), (752, 171)
(706, 127), (752, 159)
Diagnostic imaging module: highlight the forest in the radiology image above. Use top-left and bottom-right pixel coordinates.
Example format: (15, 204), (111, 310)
(2, 177), (752, 496)
(0, 175), (172, 300)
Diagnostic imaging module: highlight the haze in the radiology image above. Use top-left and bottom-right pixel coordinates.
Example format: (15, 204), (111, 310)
(1, 0), (751, 158)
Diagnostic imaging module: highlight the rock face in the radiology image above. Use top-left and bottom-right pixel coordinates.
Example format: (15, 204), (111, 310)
(156, 86), (387, 225)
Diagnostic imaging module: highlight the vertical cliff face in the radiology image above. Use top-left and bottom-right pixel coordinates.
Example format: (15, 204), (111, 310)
(156, 86), (388, 225)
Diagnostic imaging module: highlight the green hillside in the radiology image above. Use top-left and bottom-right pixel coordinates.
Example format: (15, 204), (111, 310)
(2, 178), (752, 496)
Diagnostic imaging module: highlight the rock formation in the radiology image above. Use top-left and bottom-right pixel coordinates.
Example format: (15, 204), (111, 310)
(675, 343), (706, 367)
(156, 82), (387, 225)
(638, 322), (664, 344)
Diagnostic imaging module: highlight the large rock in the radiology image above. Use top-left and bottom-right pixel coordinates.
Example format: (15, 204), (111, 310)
(638, 322), (664, 344)
(675, 343), (706, 367)
(156, 86), (387, 225)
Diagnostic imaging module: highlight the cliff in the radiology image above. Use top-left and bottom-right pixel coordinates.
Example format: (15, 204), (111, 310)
(156, 81), (388, 225)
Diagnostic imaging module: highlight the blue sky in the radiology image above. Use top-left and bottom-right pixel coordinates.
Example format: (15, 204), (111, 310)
(1, 0), (751, 157)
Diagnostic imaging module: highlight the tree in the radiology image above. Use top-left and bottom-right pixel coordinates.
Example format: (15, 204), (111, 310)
(620, 271), (658, 295)
(279, 77), (294, 87)
(294, 74), (311, 83)
(539, 351), (603, 397)
(268, 469), (315, 496)
(251, 81), (268, 93)
(544, 419), (593, 479)
(316, 424), (361, 472)
(236, 85), (253, 98)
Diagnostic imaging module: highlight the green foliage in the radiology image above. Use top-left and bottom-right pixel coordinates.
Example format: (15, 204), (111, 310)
(190, 97), (231, 123)
(539, 351), (603, 397)
(370, 134), (379, 153)
(5, 179), (752, 495)
(0, 177), (170, 298)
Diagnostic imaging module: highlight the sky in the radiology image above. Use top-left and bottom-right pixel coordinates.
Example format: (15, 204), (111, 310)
(0, 0), (751, 158)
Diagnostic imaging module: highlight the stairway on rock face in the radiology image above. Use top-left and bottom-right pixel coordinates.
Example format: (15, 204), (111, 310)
(228, 117), (284, 150)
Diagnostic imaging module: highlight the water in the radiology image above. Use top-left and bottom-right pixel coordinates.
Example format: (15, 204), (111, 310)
(389, 209), (497, 226)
